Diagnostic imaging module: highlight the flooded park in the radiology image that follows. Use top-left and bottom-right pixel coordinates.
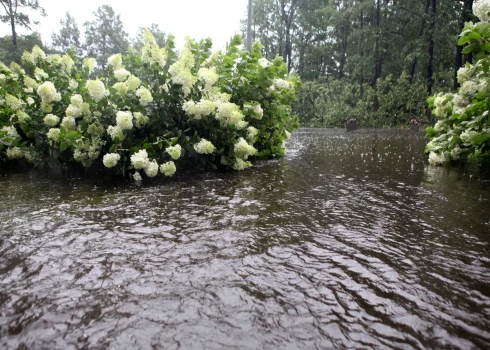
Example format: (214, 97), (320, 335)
(1, 128), (489, 349)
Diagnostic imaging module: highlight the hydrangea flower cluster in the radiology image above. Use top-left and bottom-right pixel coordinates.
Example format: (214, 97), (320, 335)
(426, 4), (490, 165)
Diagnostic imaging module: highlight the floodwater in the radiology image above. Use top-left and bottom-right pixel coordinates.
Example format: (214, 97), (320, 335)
(1, 129), (489, 350)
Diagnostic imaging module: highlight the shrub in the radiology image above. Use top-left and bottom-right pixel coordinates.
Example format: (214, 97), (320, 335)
(0, 33), (301, 180)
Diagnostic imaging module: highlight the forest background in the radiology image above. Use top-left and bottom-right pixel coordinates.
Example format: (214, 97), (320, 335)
(0, 0), (476, 128)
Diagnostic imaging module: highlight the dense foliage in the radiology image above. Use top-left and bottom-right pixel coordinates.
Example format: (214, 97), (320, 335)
(0, 32), (300, 180)
(245, 0), (466, 127)
(426, 0), (490, 166)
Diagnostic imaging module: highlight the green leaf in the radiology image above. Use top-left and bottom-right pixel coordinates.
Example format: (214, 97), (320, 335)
(170, 137), (179, 145)
(462, 43), (477, 54)
(60, 141), (68, 152)
(469, 133), (490, 145)
(143, 143), (153, 149)
(457, 35), (470, 45)
(468, 32), (481, 41)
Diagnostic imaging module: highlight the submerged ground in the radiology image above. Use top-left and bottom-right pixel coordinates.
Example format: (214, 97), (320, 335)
(1, 129), (489, 349)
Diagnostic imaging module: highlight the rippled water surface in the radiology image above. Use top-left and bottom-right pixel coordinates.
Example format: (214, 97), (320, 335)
(1, 129), (490, 350)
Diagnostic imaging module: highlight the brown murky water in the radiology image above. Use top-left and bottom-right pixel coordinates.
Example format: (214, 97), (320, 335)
(1, 129), (489, 349)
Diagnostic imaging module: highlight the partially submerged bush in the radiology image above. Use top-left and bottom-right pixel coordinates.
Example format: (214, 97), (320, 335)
(0, 33), (300, 180)
(426, 1), (490, 166)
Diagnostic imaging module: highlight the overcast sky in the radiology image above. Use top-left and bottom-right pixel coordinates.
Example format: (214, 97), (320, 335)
(0, 0), (249, 50)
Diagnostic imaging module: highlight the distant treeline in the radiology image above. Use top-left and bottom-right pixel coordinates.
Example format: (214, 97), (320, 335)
(0, 4), (168, 69)
(243, 0), (475, 127)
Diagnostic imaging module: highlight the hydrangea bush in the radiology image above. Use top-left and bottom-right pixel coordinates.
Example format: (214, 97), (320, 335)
(426, 0), (490, 165)
(0, 33), (300, 180)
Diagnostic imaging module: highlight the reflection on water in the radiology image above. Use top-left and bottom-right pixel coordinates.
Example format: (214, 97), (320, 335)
(1, 128), (489, 349)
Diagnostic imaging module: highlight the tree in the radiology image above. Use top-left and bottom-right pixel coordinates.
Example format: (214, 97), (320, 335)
(0, 31), (43, 64)
(51, 11), (81, 55)
(132, 23), (167, 52)
(0, 0), (45, 49)
(84, 5), (129, 69)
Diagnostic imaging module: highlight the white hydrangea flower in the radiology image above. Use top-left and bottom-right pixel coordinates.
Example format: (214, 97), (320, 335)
(194, 138), (216, 154)
(32, 45), (46, 62)
(24, 76), (38, 89)
(116, 111), (133, 130)
(47, 128), (61, 142)
(61, 55), (74, 72)
(169, 42), (197, 96)
(27, 97), (35, 105)
(232, 157), (252, 170)
(160, 161), (176, 176)
(37, 81), (61, 104)
(234, 138), (257, 159)
(65, 104), (82, 118)
(108, 53), (123, 69)
(165, 144), (182, 160)
(457, 66), (470, 84)
(1, 125), (20, 138)
(258, 57), (271, 68)
(474, 0), (490, 22)
(131, 149), (150, 169)
(114, 68), (131, 82)
(6, 147), (24, 159)
(34, 68), (49, 81)
(247, 126), (259, 141)
(134, 112), (149, 128)
(216, 102), (244, 126)
(86, 80), (109, 102)
(197, 68), (219, 87)
(86, 122), (104, 136)
(70, 94), (83, 107)
(83, 57), (96, 74)
(428, 151), (445, 165)
(136, 86), (153, 106)
(61, 116), (76, 131)
(236, 121), (249, 130)
(141, 31), (167, 68)
(103, 153), (121, 168)
(275, 78), (290, 89)
(21, 51), (35, 65)
(43, 114), (60, 126)
(126, 75), (141, 91)
(478, 77), (488, 93)
(434, 120), (445, 132)
(450, 146), (462, 160)
(69, 79), (79, 90)
(47, 54), (61, 65)
(5, 94), (24, 111)
(15, 110), (30, 123)
(460, 129), (477, 143)
(107, 125), (125, 141)
(460, 81), (478, 96)
(144, 160), (159, 177)
(113, 82), (128, 95)
(133, 171), (142, 181)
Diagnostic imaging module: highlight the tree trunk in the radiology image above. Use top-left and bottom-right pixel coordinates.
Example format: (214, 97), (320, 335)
(372, 0), (382, 111)
(410, 0), (431, 85)
(8, 0), (17, 48)
(280, 0), (297, 72)
(427, 0), (436, 96)
(338, 20), (348, 80)
(360, 0), (364, 98)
